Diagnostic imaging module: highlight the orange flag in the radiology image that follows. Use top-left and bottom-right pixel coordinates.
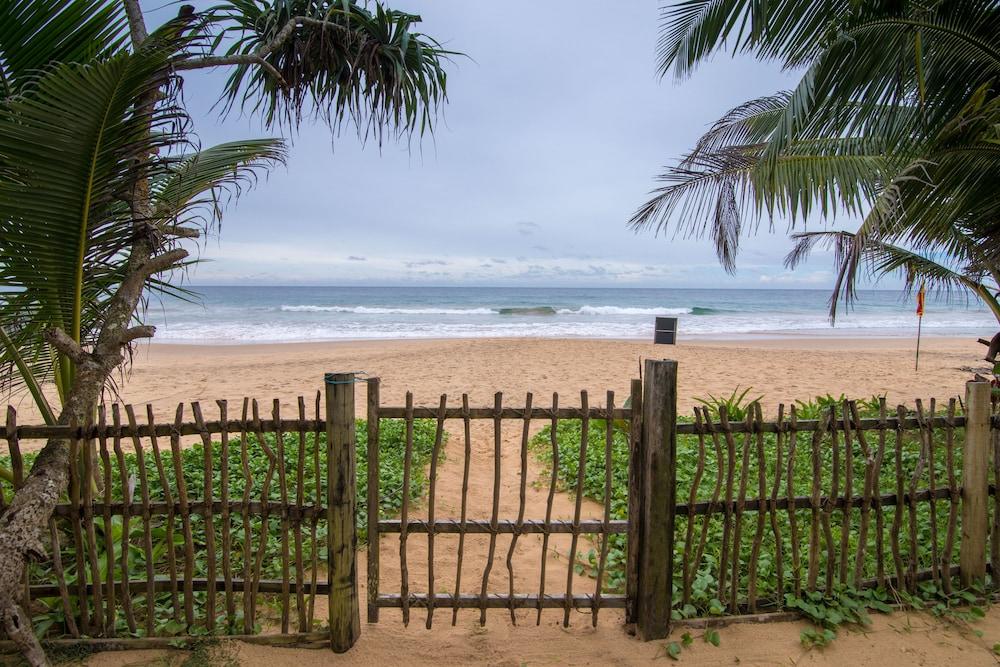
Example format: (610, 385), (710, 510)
(915, 281), (925, 371)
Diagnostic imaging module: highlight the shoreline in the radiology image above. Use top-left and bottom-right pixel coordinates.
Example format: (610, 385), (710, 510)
(139, 333), (981, 351)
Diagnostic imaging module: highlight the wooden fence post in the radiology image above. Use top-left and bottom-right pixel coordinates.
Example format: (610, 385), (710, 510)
(625, 377), (643, 626)
(635, 359), (677, 640)
(366, 377), (381, 623)
(326, 373), (360, 652)
(960, 380), (991, 587)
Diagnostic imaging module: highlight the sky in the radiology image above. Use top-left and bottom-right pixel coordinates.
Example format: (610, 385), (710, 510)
(145, 0), (866, 289)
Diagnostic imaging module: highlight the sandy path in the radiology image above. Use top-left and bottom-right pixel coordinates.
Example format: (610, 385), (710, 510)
(310, 415), (611, 629)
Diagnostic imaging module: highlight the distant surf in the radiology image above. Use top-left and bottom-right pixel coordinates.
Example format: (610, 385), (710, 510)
(282, 304), (709, 316)
(150, 286), (995, 344)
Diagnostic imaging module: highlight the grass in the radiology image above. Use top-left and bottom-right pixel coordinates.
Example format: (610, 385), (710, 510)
(530, 392), (970, 618)
(4, 418), (442, 638)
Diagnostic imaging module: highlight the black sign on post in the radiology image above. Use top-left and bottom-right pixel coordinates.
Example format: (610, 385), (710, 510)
(654, 317), (678, 345)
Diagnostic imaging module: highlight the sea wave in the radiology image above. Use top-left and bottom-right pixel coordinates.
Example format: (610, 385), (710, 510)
(557, 306), (692, 316)
(497, 306), (558, 315)
(154, 310), (996, 344)
(282, 304), (703, 316)
(280, 305), (495, 315)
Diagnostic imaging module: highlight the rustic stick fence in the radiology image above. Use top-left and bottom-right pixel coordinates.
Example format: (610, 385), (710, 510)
(0, 361), (997, 654)
(2, 395), (335, 650)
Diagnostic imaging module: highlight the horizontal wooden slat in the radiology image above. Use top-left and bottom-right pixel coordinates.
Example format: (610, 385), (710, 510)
(0, 632), (331, 653)
(375, 593), (627, 609)
(29, 577), (328, 598)
(49, 501), (325, 520)
(10, 419), (325, 440)
(7, 411), (981, 441)
(378, 519), (629, 534)
(674, 414), (967, 435)
(376, 407), (630, 420)
(678, 486), (963, 516)
(43, 486), (973, 526)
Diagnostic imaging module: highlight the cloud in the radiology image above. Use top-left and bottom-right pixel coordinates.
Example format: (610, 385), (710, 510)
(758, 270), (833, 285)
(405, 259), (449, 268)
(347, 256), (367, 261)
(516, 221), (540, 236)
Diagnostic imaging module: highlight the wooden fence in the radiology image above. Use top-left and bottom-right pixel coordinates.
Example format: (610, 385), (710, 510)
(1, 360), (997, 653)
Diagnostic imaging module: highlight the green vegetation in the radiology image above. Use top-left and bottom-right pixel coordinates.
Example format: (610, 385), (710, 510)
(2, 418), (442, 638)
(633, 1), (1000, 325)
(664, 628), (720, 660)
(531, 392), (969, 623)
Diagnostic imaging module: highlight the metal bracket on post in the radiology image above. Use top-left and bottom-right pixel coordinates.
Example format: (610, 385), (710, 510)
(325, 372), (361, 652)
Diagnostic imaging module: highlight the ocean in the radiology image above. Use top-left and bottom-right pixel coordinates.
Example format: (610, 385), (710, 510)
(145, 286), (996, 344)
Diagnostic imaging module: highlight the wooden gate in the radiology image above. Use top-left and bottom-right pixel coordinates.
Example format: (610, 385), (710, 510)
(361, 373), (645, 629)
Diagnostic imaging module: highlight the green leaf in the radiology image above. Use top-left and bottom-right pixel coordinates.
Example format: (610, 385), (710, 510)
(666, 642), (682, 660)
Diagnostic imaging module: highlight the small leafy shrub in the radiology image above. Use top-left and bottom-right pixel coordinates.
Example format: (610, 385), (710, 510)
(695, 386), (763, 421)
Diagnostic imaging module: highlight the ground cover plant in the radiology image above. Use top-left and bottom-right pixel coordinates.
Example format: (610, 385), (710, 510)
(1, 418), (441, 638)
(530, 390), (974, 632)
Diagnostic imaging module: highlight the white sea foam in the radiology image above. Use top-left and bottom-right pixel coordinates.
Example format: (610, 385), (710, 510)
(557, 306), (691, 316)
(280, 305), (495, 315)
(281, 304), (695, 316)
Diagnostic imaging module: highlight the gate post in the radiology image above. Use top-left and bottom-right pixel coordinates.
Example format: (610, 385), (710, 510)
(960, 380), (991, 586)
(634, 359), (677, 640)
(325, 372), (361, 652)
(625, 377), (644, 625)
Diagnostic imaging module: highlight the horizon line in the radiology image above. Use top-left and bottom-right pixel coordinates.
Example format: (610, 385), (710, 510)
(180, 283), (908, 292)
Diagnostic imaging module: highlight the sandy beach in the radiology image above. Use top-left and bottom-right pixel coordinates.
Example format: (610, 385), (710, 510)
(9, 335), (984, 425)
(11, 335), (1000, 665)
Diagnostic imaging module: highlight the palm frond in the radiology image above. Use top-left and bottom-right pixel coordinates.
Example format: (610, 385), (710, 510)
(657, 0), (892, 78)
(762, 2), (1000, 161)
(0, 0), (127, 97)
(786, 228), (1000, 322)
(630, 126), (892, 272)
(153, 139), (288, 229)
(208, 0), (454, 140)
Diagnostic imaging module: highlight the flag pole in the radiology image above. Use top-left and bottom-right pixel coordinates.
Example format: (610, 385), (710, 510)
(915, 281), (925, 372)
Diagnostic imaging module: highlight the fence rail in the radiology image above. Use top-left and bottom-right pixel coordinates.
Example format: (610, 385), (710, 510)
(1, 366), (998, 654)
(10, 413), (989, 440)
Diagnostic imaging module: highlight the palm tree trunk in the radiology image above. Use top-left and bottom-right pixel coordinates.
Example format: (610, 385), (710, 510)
(0, 5), (179, 661)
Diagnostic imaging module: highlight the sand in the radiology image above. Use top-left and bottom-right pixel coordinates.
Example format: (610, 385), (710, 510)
(10, 335), (1000, 665)
(10, 335), (985, 424)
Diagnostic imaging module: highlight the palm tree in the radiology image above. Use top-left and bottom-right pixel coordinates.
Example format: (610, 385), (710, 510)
(0, 1), (454, 663)
(632, 0), (1000, 318)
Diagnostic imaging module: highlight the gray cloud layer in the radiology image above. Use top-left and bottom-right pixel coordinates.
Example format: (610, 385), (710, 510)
(155, 1), (870, 288)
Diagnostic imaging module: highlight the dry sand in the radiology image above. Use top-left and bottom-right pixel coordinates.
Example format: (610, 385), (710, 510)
(10, 335), (985, 423)
(11, 336), (1000, 665)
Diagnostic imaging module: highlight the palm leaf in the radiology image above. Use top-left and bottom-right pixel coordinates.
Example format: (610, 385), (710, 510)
(0, 27), (186, 403)
(0, 0), (128, 97)
(153, 139), (288, 227)
(208, 0), (454, 138)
